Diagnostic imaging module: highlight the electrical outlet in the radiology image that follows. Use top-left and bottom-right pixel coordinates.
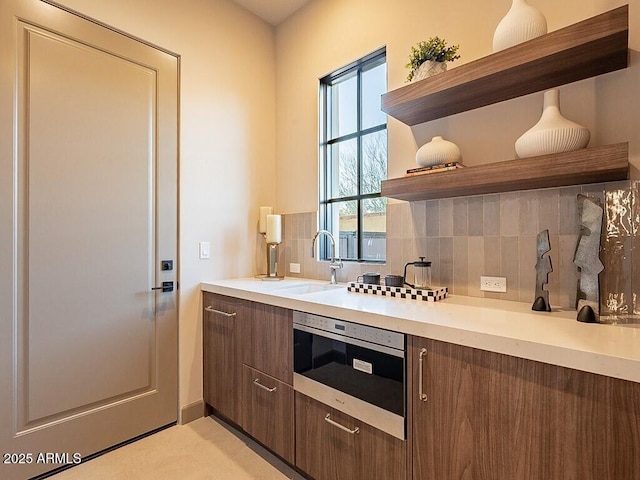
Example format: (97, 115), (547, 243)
(480, 276), (507, 293)
(289, 262), (301, 274)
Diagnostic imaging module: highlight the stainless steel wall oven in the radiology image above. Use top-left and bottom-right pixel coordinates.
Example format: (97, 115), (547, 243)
(293, 311), (406, 439)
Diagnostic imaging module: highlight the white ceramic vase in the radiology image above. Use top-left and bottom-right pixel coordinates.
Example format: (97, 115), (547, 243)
(411, 60), (447, 82)
(416, 136), (461, 167)
(515, 89), (590, 158)
(493, 0), (547, 52)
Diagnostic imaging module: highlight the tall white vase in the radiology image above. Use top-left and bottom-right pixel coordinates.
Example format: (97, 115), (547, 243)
(515, 89), (590, 158)
(493, 0), (547, 52)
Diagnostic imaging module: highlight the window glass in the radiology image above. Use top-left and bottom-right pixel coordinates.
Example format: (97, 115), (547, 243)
(362, 197), (387, 261)
(328, 73), (357, 139)
(361, 130), (387, 195)
(329, 138), (358, 198)
(361, 62), (387, 130)
(319, 48), (387, 263)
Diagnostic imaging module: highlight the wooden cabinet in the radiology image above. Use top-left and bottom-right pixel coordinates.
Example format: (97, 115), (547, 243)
(295, 392), (407, 480)
(242, 365), (294, 464)
(409, 335), (640, 479)
(203, 293), (294, 460)
(203, 292), (247, 425)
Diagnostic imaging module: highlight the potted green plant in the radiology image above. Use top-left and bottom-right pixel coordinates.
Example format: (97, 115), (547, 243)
(406, 36), (460, 82)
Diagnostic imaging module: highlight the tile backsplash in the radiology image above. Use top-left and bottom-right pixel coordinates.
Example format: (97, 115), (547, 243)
(276, 181), (638, 317)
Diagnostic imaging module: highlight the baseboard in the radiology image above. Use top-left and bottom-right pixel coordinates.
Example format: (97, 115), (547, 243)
(180, 399), (205, 425)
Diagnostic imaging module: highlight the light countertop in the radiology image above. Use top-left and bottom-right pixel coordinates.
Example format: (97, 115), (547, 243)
(201, 277), (640, 384)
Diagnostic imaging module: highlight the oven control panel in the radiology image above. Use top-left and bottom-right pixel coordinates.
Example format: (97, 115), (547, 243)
(293, 311), (404, 351)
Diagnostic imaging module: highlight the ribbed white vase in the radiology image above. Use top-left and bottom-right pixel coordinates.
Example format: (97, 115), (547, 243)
(416, 136), (461, 167)
(515, 89), (590, 158)
(411, 60), (447, 82)
(493, 0), (547, 52)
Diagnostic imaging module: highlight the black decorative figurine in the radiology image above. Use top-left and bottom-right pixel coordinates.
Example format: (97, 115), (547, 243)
(532, 229), (552, 312)
(573, 194), (604, 323)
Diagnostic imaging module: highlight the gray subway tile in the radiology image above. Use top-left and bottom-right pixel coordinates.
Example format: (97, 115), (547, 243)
(559, 186), (581, 235)
(500, 192), (520, 236)
(538, 188), (560, 235)
(501, 236), (519, 301)
(411, 201), (427, 238)
(483, 194), (500, 236)
(453, 197), (468, 236)
(439, 237), (454, 291)
(519, 191), (539, 236)
(427, 237), (441, 286)
(484, 236), (501, 277)
(439, 198), (454, 237)
(453, 236), (469, 296)
(559, 235), (579, 310)
(468, 196), (484, 236)
(425, 200), (439, 237)
(467, 236), (485, 297)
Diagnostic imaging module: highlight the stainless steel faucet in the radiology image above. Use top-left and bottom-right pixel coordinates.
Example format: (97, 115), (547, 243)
(311, 230), (343, 284)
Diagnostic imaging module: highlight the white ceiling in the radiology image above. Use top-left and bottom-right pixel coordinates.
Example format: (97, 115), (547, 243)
(231, 0), (312, 25)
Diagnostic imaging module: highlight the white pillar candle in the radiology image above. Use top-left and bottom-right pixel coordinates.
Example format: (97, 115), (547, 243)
(259, 206), (272, 234)
(266, 214), (282, 244)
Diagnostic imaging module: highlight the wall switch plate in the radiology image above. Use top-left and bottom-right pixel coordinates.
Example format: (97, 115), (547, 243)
(480, 276), (507, 293)
(289, 262), (301, 274)
(199, 241), (210, 259)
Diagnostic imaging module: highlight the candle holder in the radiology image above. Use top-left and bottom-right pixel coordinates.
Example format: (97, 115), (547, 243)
(261, 233), (283, 281)
(257, 208), (283, 281)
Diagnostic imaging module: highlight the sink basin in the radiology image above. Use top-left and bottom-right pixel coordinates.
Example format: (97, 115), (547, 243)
(277, 283), (344, 295)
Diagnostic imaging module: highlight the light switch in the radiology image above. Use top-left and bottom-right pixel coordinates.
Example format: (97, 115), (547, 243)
(199, 241), (210, 259)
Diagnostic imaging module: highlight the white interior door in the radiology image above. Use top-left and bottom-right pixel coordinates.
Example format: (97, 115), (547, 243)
(0, 2), (179, 479)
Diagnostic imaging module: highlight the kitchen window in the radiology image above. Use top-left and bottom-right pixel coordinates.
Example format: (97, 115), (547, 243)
(319, 48), (387, 262)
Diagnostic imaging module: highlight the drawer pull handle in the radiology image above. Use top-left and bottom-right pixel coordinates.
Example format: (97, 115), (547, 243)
(419, 347), (428, 402)
(205, 306), (236, 317)
(324, 414), (359, 435)
(253, 378), (277, 392)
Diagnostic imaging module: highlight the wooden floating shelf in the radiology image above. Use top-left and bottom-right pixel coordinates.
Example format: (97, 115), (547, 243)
(381, 143), (629, 202)
(381, 6), (629, 126)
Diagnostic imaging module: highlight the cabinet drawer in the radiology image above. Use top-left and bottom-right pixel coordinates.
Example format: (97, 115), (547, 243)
(242, 365), (294, 464)
(203, 293), (247, 425)
(295, 392), (406, 480)
(247, 303), (292, 384)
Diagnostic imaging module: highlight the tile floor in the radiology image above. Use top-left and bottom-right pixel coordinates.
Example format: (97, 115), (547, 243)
(48, 416), (305, 480)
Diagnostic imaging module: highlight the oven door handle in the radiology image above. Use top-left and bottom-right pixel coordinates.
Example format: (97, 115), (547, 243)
(419, 347), (428, 402)
(325, 414), (360, 435)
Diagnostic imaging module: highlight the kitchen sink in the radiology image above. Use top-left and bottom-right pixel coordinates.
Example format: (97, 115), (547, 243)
(277, 283), (344, 295)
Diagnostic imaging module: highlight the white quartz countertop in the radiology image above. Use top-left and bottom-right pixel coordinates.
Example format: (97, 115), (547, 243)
(201, 277), (640, 384)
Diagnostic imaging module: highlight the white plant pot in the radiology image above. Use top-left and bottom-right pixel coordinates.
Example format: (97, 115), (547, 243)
(411, 60), (447, 82)
(493, 0), (547, 52)
(416, 136), (461, 167)
(515, 89), (590, 158)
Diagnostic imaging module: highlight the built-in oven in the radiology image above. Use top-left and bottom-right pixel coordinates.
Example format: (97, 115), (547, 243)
(293, 311), (406, 440)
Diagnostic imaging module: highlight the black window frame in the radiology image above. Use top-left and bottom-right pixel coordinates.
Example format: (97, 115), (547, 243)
(318, 47), (387, 263)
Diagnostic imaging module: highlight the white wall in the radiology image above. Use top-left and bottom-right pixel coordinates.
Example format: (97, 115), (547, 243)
(54, 0), (277, 415)
(275, 0), (639, 214)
